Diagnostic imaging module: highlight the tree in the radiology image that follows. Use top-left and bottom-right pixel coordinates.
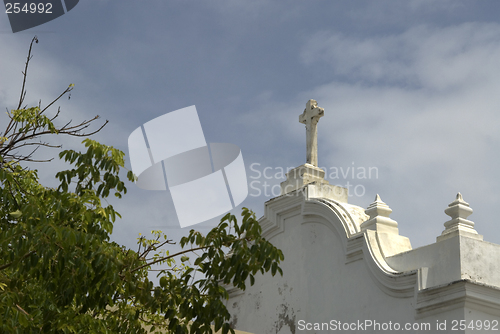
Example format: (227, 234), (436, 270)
(0, 37), (284, 334)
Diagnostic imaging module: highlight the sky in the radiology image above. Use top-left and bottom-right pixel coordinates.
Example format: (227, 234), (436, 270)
(2, 0), (500, 255)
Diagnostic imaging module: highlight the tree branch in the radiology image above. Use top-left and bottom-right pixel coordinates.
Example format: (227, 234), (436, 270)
(17, 36), (38, 110)
(128, 235), (248, 274)
(0, 250), (36, 271)
(0, 37), (108, 164)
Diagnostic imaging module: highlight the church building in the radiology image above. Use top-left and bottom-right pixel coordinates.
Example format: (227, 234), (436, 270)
(226, 100), (500, 334)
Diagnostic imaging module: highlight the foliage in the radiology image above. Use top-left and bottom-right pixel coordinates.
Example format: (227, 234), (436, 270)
(0, 38), (284, 333)
(0, 37), (106, 164)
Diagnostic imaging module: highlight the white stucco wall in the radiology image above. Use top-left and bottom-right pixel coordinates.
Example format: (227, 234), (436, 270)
(227, 183), (500, 334)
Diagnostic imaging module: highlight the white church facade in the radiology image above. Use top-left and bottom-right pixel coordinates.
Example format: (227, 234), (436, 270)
(226, 100), (500, 333)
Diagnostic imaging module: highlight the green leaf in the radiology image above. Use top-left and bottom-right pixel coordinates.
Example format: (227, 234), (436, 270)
(160, 276), (168, 288)
(0, 68), (285, 332)
(9, 210), (22, 218)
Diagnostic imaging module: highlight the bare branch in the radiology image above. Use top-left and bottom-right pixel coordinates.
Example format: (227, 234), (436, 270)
(9, 142), (61, 150)
(39, 85), (72, 116)
(129, 244), (210, 274)
(17, 36), (38, 110)
(138, 238), (175, 260)
(0, 37), (107, 164)
(16, 304), (33, 320)
(50, 107), (61, 121)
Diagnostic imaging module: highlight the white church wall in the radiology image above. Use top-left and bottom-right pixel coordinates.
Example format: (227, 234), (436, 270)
(228, 204), (417, 333)
(226, 100), (500, 333)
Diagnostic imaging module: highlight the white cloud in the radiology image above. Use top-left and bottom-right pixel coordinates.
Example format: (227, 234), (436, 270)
(293, 23), (500, 246)
(4, 7), (500, 250)
(301, 23), (500, 91)
(299, 23), (500, 169)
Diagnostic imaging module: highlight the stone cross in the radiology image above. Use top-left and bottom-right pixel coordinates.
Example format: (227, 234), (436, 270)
(299, 99), (324, 167)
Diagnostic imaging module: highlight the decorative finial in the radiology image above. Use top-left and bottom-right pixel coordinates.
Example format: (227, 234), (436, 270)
(299, 99), (324, 167)
(437, 193), (482, 242)
(361, 194), (399, 234)
(445, 192), (472, 221)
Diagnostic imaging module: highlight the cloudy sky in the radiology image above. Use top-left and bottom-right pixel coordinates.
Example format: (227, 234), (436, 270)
(2, 0), (500, 253)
